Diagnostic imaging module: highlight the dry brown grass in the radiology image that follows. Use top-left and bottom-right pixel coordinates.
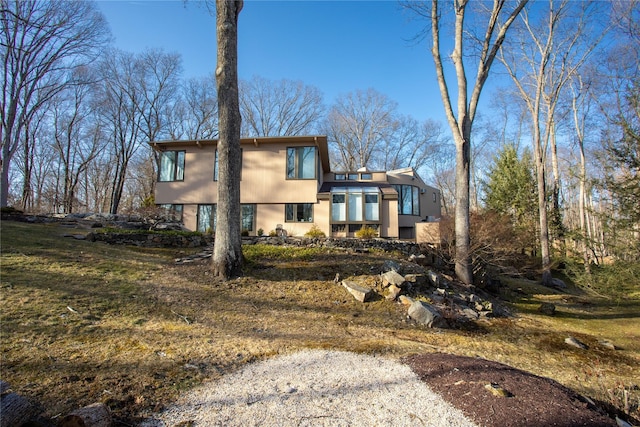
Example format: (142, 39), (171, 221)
(1, 220), (638, 424)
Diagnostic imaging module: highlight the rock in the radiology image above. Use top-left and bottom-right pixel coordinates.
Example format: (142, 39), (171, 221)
(598, 339), (617, 350)
(407, 301), (443, 328)
(565, 336), (588, 350)
(341, 280), (375, 303)
(551, 278), (567, 289)
(382, 260), (401, 273)
(461, 308), (479, 320)
(381, 270), (405, 288)
(484, 383), (513, 398)
(426, 270), (441, 286)
(468, 294), (481, 303)
(386, 284), (402, 301)
(538, 302), (556, 315)
(398, 295), (414, 306)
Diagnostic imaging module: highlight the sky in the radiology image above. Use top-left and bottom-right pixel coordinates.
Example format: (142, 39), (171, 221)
(96, 0), (448, 124)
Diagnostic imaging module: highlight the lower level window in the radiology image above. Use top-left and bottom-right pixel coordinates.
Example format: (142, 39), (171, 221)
(197, 204), (216, 233)
(241, 204), (255, 232)
(158, 204), (183, 221)
(285, 203), (313, 222)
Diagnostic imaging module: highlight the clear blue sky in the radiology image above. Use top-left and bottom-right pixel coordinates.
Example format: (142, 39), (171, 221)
(97, 0), (451, 124)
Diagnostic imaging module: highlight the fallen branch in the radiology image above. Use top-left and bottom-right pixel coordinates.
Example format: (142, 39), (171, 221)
(171, 310), (191, 324)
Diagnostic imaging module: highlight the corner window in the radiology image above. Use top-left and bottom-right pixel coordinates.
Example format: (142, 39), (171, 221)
(287, 147), (316, 179)
(394, 184), (420, 216)
(158, 204), (183, 221)
(285, 203), (313, 222)
(360, 173), (372, 180)
(197, 204), (216, 233)
(159, 151), (185, 182)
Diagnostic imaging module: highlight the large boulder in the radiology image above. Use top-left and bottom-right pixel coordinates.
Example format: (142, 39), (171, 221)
(407, 301), (444, 328)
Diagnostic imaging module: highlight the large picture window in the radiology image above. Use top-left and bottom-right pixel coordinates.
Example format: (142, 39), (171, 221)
(286, 147), (316, 179)
(394, 184), (420, 215)
(159, 151), (185, 182)
(331, 187), (379, 224)
(197, 204), (216, 233)
(285, 203), (313, 222)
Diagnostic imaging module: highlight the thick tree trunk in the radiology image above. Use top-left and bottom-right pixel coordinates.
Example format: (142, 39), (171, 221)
(454, 132), (472, 285)
(212, 0), (243, 280)
(59, 403), (111, 427)
(0, 381), (39, 427)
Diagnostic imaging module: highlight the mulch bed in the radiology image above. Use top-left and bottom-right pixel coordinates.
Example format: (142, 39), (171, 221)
(404, 353), (617, 427)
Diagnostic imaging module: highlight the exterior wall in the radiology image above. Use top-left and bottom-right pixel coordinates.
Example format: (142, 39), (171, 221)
(381, 198), (399, 238)
(152, 136), (440, 240)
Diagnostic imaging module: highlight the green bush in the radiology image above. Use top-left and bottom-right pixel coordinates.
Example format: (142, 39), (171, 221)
(355, 226), (378, 239)
(304, 224), (326, 238)
(257, 228), (264, 236)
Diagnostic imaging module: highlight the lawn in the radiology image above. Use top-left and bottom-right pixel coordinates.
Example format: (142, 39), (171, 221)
(1, 220), (638, 424)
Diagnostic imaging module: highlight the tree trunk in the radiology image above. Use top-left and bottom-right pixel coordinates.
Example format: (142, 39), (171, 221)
(454, 130), (473, 285)
(0, 381), (39, 427)
(212, 0), (243, 280)
(59, 403), (111, 427)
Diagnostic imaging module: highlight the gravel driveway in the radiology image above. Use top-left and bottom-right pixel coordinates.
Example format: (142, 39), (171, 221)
(141, 349), (477, 427)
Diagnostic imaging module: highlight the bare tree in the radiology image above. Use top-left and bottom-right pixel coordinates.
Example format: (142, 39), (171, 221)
(1, 0), (110, 207)
(498, 0), (608, 284)
(239, 75), (324, 137)
(212, 0), (243, 280)
(95, 48), (181, 214)
(50, 68), (104, 213)
(182, 75), (219, 139)
(325, 88), (397, 171)
(406, 0), (528, 284)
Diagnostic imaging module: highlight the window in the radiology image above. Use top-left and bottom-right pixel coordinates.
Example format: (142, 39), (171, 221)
(197, 204), (216, 232)
(348, 173), (359, 180)
(360, 173), (372, 180)
(331, 193), (346, 221)
(158, 204), (183, 221)
(213, 150), (218, 181)
(365, 193), (379, 221)
(287, 147), (316, 179)
(241, 204), (255, 232)
(159, 151), (185, 182)
(394, 184), (420, 215)
(433, 192), (437, 203)
(285, 203), (313, 222)
(335, 173), (346, 180)
(331, 187), (380, 224)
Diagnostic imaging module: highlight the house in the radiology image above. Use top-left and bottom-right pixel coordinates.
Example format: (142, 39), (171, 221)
(150, 135), (441, 240)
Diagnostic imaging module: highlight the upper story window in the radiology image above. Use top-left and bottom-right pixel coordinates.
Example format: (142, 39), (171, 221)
(360, 173), (372, 180)
(287, 146), (316, 179)
(159, 151), (185, 182)
(393, 184), (420, 216)
(335, 173), (346, 180)
(347, 173), (359, 180)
